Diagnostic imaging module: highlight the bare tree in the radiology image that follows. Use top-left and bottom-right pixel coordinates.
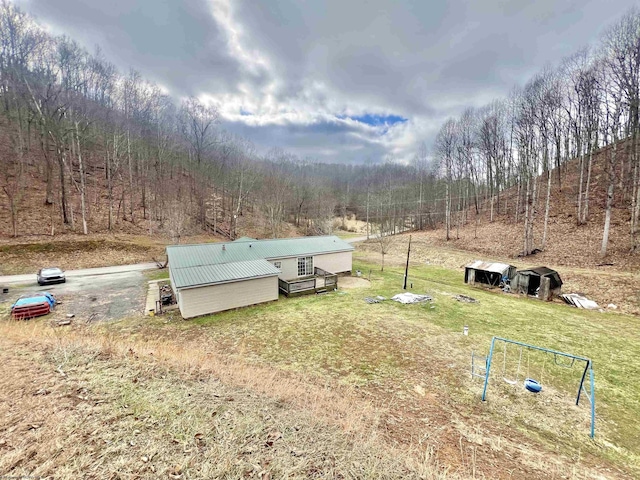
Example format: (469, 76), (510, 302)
(434, 119), (457, 241)
(180, 97), (219, 165)
(374, 214), (395, 272)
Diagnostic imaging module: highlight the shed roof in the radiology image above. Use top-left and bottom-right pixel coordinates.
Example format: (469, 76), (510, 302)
(517, 266), (563, 288)
(171, 259), (279, 289)
(167, 235), (354, 270)
(465, 260), (514, 275)
(518, 266), (557, 277)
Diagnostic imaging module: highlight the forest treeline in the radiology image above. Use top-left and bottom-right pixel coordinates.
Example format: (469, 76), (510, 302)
(1, 0), (640, 256)
(432, 8), (640, 256)
(0, 0), (426, 241)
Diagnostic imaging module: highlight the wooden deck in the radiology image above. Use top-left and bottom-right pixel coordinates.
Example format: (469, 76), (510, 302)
(278, 267), (338, 297)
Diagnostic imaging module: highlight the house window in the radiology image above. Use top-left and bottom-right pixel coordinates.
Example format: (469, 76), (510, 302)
(273, 261), (282, 270)
(297, 256), (313, 276)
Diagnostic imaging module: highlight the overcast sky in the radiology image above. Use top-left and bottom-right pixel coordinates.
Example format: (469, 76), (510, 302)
(14, 0), (639, 164)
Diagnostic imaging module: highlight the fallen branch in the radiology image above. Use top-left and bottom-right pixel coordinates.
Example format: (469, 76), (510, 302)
(153, 257), (168, 269)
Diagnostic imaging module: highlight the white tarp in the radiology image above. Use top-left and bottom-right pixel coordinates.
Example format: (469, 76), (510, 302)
(560, 293), (599, 310)
(391, 293), (433, 304)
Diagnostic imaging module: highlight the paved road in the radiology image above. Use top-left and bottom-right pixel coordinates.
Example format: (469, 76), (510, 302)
(0, 262), (159, 286)
(344, 230), (410, 243)
(345, 235), (369, 243)
(0, 233), (396, 286)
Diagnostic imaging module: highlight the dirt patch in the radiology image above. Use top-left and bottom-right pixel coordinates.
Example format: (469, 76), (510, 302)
(339, 276), (371, 289)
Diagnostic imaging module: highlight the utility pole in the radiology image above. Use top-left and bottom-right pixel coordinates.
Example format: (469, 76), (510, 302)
(403, 235), (412, 290)
(366, 188), (370, 240)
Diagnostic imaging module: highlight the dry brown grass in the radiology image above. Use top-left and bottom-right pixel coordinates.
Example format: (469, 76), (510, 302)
(335, 215), (369, 234)
(1, 288), (634, 479)
(0, 321), (456, 479)
(0, 232), (227, 275)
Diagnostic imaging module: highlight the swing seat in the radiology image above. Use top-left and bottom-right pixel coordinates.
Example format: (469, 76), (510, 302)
(524, 378), (542, 393)
(503, 377), (518, 385)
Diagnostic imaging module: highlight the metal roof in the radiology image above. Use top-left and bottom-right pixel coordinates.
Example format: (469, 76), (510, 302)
(465, 260), (514, 275)
(519, 266), (557, 277)
(517, 266), (563, 287)
(233, 236), (257, 243)
(171, 259), (279, 289)
(167, 235), (354, 270)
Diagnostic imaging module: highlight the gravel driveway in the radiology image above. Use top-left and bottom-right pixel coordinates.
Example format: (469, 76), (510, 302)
(0, 266), (155, 322)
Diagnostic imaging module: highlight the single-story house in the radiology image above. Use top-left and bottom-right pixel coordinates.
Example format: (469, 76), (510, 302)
(167, 235), (354, 318)
(513, 266), (563, 300)
(464, 261), (516, 287)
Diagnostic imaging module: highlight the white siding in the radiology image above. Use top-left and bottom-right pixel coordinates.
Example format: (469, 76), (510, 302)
(314, 251), (352, 274)
(271, 257), (298, 280)
(178, 276), (278, 319)
(271, 251), (352, 280)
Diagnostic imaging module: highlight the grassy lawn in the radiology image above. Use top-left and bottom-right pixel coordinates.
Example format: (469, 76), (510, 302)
(334, 230), (363, 240)
(143, 269), (170, 281)
(3, 252), (637, 477)
(118, 255), (639, 477)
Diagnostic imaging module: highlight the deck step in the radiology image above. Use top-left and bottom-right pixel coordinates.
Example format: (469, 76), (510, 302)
(315, 288), (328, 295)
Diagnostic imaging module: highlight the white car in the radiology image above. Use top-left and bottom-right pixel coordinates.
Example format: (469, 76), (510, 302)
(37, 267), (66, 286)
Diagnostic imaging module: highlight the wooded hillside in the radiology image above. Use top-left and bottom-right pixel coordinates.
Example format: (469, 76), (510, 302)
(2, 0), (640, 265)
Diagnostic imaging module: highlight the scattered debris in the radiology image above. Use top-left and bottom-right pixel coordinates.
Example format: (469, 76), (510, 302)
(561, 294), (599, 309)
(160, 283), (174, 305)
(454, 294), (477, 303)
(56, 320), (72, 326)
(66, 313), (75, 318)
(607, 303), (618, 309)
(414, 384), (426, 396)
(364, 295), (387, 304)
(517, 248), (542, 257)
(391, 293), (432, 304)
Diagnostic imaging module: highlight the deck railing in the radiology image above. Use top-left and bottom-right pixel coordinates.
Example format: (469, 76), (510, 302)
(315, 267), (338, 288)
(278, 268), (338, 296)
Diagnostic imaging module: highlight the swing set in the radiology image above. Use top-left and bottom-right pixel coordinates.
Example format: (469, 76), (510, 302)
(471, 336), (595, 438)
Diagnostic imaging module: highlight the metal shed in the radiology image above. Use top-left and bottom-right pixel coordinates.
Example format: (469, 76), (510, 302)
(465, 261), (516, 288)
(513, 266), (563, 300)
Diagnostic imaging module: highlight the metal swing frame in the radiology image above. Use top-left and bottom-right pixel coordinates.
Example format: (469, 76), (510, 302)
(479, 336), (595, 438)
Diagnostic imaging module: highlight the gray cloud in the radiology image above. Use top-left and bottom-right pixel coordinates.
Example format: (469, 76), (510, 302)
(15, 0), (639, 163)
